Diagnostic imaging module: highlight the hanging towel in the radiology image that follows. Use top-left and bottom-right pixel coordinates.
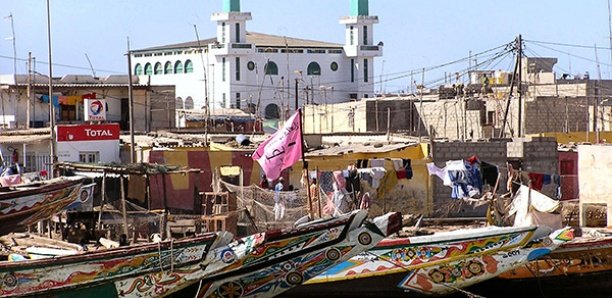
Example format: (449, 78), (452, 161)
(403, 159), (413, 179)
(528, 173), (544, 191)
(391, 158), (403, 171)
(370, 158), (385, 168)
(426, 162), (446, 182)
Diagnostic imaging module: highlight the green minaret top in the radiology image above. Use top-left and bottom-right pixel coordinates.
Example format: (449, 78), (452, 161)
(222, 0), (240, 12)
(350, 0), (369, 16)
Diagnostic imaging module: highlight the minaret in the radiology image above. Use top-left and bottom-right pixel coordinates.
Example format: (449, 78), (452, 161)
(340, 0), (382, 98)
(211, 0), (252, 44)
(210, 0), (253, 109)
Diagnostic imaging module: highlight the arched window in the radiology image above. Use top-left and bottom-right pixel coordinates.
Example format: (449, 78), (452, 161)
(307, 62), (321, 75)
(164, 61), (173, 74)
(154, 62), (162, 75)
(264, 61), (278, 75)
(265, 103), (280, 119)
(134, 63), (143, 75)
(174, 61), (183, 74)
(175, 97), (184, 110)
(184, 60), (194, 73)
(185, 96), (194, 109)
(144, 63), (152, 75)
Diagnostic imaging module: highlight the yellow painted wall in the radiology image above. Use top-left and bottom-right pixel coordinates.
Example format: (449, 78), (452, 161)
(529, 131), (612, 144)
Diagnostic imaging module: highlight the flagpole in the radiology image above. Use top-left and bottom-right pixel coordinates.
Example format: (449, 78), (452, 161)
(298, 108), (313, 219)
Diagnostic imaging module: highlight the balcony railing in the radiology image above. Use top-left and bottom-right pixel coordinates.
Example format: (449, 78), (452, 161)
(360, 45), (380, 51)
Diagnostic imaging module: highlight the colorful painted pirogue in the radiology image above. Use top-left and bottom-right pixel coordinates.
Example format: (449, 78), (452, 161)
(0, 232), (234, 297)
(499, 234), (612, 280)
(0, 176), (83, 235)
(196, 210), (402, 298)
(399, 226), (575, 295)
(306, 225), (541, 286)
(114, 210), (401, 298)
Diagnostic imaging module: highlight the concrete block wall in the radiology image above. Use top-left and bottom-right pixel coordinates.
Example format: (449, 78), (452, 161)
(524, 97), (589, 134)
(432, 140), (509, 217)
(431, 137), (559, 217)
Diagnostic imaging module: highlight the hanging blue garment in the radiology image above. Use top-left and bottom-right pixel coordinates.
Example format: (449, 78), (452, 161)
(40, 95), (60, 107)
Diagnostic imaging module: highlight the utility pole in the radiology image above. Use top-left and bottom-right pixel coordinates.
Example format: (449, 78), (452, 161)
(194, 25), (209, 146)
(517, 34), (523, 137)
(6, 13), (17, 77)
(27, 52), (31, 129)
(294, 78), (299, 111)
(46, 0), (57, 176)
(127, 37), (135, 163)
(595, 43), (603, 143)
(500, 36), (521, 138)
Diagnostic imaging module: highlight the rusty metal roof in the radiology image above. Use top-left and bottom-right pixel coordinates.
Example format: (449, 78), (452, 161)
(307, 143), (416, 156)
(0, 134), (50, 144)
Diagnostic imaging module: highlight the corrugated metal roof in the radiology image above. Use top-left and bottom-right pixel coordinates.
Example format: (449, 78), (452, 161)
(307, 143), (415, 156)
(135, 32), (342, 52)
(0, 134), (49, 144)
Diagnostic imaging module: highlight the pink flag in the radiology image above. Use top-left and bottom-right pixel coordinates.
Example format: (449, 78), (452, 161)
(252, 110), (303, 181)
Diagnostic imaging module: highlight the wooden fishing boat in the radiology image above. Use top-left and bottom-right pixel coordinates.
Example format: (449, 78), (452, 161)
(196, 210), (402, 298)
(460, 234), (612, 298)
(306, 225), (541, 284)
(0, 176), (84, 235)
(117, 210), (401, 298)
(0, 232), (234, 297)
(284, 225), (543, 297)
(398, 226), (575, 295)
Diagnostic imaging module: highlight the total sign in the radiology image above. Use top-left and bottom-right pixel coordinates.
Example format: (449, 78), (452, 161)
(84, 98), (106, 121)
(56, 123), (120, 142)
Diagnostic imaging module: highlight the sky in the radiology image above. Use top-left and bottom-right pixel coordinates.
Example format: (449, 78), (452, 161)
(2, 0), (612, 93)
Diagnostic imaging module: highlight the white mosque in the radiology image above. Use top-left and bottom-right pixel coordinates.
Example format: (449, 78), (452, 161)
(131, 0), (382, 122)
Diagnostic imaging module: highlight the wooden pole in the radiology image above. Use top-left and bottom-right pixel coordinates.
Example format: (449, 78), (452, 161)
(120, 174), (129, 240)
(298, 108), (313, 219)
(97, 171), (107, 235)
(316, 166), (322, 218)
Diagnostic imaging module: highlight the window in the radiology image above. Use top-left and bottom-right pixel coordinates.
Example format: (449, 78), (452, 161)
(174, 61), (183, 74)
(364, 58), (368, 82)
(221, 22), (226, 43)
(350, 26), (354, 45)
(164, 61), (173, 74)
(79, 151), (100, 163)
(185, 96), (194, 109)
(144, 63), (152, 75)
(222, 58), (226, 81)
(154, 62), (162, 75)
(134, 64), (143, 75)
(235, 23), (240, 43)
(247, 61), (255, 71)
(235, 57), (240, 81)
(363, 25), (368, 45)
(184, 60), (193, 73)
(236, 92), (241, 109)
(307, 62), (321, 75)
(330, 62), (338, 71)
(176, 97), (184, 110)
(264, 61), (278, 75)
(351, 59), (355, 82)
(222, 93), (226, 108)
(60, 104), (76, 121)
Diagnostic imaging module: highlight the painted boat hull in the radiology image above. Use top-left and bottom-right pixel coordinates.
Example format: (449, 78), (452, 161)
(0, 177), (84, 235)
(195, 210), (402, 298)
(305, 225), (541, 285)
(398, 227), (575, 295)
(0, 232), (233, 297)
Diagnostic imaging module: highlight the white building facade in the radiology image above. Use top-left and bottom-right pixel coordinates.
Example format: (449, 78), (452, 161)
(131, 0), (382, 122)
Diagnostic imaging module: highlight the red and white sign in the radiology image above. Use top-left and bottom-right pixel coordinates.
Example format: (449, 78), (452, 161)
(57, 123), (120, 142)
(84, 98), (106, 121)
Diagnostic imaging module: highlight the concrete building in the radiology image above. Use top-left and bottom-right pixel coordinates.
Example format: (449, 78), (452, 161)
(130, 0), (382, 123)
(577, 144), (612, 227)
(0, 74), (175, 132)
